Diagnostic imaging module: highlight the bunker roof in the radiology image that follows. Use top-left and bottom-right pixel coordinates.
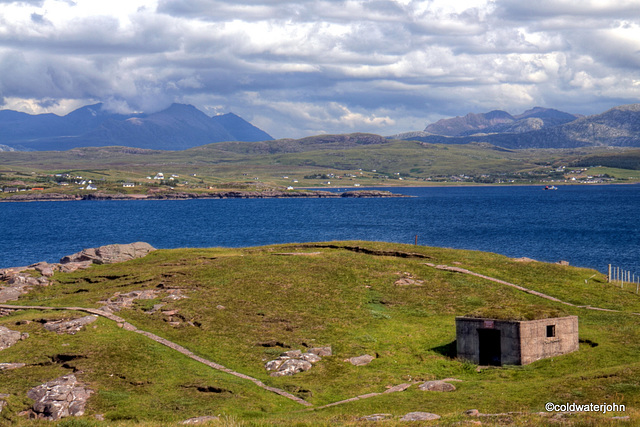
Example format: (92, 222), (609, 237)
(463, 306), (569, 321)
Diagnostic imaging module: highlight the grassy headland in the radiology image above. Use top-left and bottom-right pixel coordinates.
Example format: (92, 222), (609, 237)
(1, 241), (639, 425)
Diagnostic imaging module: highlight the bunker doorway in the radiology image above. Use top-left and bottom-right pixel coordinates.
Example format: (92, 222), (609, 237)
(478, 328), (501, 366)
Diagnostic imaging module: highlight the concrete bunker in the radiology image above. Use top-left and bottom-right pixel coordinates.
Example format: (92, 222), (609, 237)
(455, 315), (578, 366)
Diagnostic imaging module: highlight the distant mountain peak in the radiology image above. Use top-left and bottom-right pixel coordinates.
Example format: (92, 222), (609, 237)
(484, 110), (513, 120)
(425, 107), (579, 137)
(401, 104), (640, 149)
(609, 103), (640, 113)
(0, 103), (273, 151)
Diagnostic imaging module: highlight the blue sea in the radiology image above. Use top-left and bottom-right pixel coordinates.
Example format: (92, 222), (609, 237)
(1, 185), (639, 274)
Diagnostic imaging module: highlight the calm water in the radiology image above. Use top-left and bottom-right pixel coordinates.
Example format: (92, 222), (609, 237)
(1, 185), (639, 273)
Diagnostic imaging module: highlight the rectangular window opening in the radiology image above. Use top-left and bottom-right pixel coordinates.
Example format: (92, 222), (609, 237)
(546, 324), (556, 338)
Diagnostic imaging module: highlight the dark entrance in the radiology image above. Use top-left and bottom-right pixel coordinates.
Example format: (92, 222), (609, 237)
(478, 328), (501, 366)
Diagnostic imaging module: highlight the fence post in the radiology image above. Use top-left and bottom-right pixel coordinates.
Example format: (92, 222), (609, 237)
(609, 264), (612, 283)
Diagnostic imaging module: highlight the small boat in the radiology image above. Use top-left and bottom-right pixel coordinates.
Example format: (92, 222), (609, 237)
(544, 185), (558, 190)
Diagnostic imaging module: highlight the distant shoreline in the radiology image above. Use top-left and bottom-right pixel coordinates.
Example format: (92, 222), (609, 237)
(0, 189), (409, 203)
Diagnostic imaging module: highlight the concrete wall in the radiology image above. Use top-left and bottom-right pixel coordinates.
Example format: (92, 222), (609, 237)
(455, 316), (579, 365)
(519, 316), (579, 364)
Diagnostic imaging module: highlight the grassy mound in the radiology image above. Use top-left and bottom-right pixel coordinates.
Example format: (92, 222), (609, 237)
(1, 241), (639, 425)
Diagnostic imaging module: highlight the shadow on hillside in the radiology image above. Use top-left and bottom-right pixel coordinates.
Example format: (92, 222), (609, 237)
(430, 340), (457, 358)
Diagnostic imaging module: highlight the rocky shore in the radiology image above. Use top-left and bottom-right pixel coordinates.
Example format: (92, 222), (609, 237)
(0, 189), (407, 202)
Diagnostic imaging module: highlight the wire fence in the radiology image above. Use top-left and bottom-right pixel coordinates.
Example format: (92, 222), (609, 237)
(608, 264), (640, 294)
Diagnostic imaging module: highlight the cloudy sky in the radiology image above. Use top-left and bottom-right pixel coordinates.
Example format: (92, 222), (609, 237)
(1, 0), (640, 138)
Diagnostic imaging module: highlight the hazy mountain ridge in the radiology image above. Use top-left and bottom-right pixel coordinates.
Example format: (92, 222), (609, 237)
(423, 107), (580, 137)
(0, 103), (273, 151)
(394, 104), (640, 149)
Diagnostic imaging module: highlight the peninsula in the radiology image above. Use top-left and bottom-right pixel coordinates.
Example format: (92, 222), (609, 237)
(0, 189), (405, 202)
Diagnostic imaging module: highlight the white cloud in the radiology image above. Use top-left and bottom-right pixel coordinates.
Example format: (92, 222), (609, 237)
(1, 0), (640, 138)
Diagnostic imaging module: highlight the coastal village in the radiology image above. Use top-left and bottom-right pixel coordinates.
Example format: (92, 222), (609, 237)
(0, 165), (620, 196)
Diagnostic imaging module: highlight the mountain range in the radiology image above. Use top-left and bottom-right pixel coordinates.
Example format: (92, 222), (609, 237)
(393, 104), (640, 149)
(423, 107), (581, 136)
(4, 103), (640, 152)
(0, 103), (273, 151)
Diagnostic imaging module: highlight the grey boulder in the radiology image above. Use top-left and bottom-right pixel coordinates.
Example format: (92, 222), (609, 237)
(347, 354), (375, 366)
(60, 242), (156, 265)
(418, 380), (456, 392)
(401, 412), (441, 421)
(0, 326), (25, 351)
(26, 374), (93, 420)
(43, 315), (98, 335)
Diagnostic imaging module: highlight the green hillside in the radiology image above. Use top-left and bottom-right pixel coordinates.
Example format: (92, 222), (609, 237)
(1, 242), (639, 425)
(1, 136), (640, 196)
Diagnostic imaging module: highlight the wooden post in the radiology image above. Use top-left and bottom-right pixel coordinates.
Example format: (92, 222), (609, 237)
(415, 235), (418, 246)
(618, 267), (622, 287)
(609, 264), (612, 283)
(616, 267), (619, 286)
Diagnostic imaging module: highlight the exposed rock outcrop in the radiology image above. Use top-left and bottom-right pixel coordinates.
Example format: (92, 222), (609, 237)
(347, 354), (375, 366)
(308, 346), (333, 357)
(0, 271), (47, 303)
(0, 326), (27, 350)
(181, 415), (220, 424)
(0, 263), (93, 304)
(394, 272), (425, 286)
(418, 380), (457, 392)
(0, 363), (25, 370)
(99, 290), (160, 312)
(400, 412), (441, 421)
(384, 383), (412, 393)
(99, 289), (187, 313)
(265, 347), (331, 377)
(25, 374), (93, 420)
(0, 394), (8, 413)
(359, 413), (392, 421)
(266, 358), (312, 377)
(60, 242), (156, 265)
(43, 315), (98, 335)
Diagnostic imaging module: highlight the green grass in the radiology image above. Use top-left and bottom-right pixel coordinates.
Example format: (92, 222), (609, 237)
(2, 241), (640, 425)
(1, 141), (639, 195)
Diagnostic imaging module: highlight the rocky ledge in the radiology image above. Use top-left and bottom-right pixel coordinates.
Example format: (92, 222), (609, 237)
(23, 374), (93, 420)
(60, 242), (156, 265)
(1, 189), (407, 202)
(0, 243), (157, 303)
(265, 347), (332, 377)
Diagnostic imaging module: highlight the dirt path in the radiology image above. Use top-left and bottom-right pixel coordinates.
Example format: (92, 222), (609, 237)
(0, 303), (313, 407)
(0, 303), (416, 410)
(425, 263), (640, 315)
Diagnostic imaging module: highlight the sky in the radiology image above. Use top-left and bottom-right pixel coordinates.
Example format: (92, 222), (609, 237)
(1, 0), (640, 139)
